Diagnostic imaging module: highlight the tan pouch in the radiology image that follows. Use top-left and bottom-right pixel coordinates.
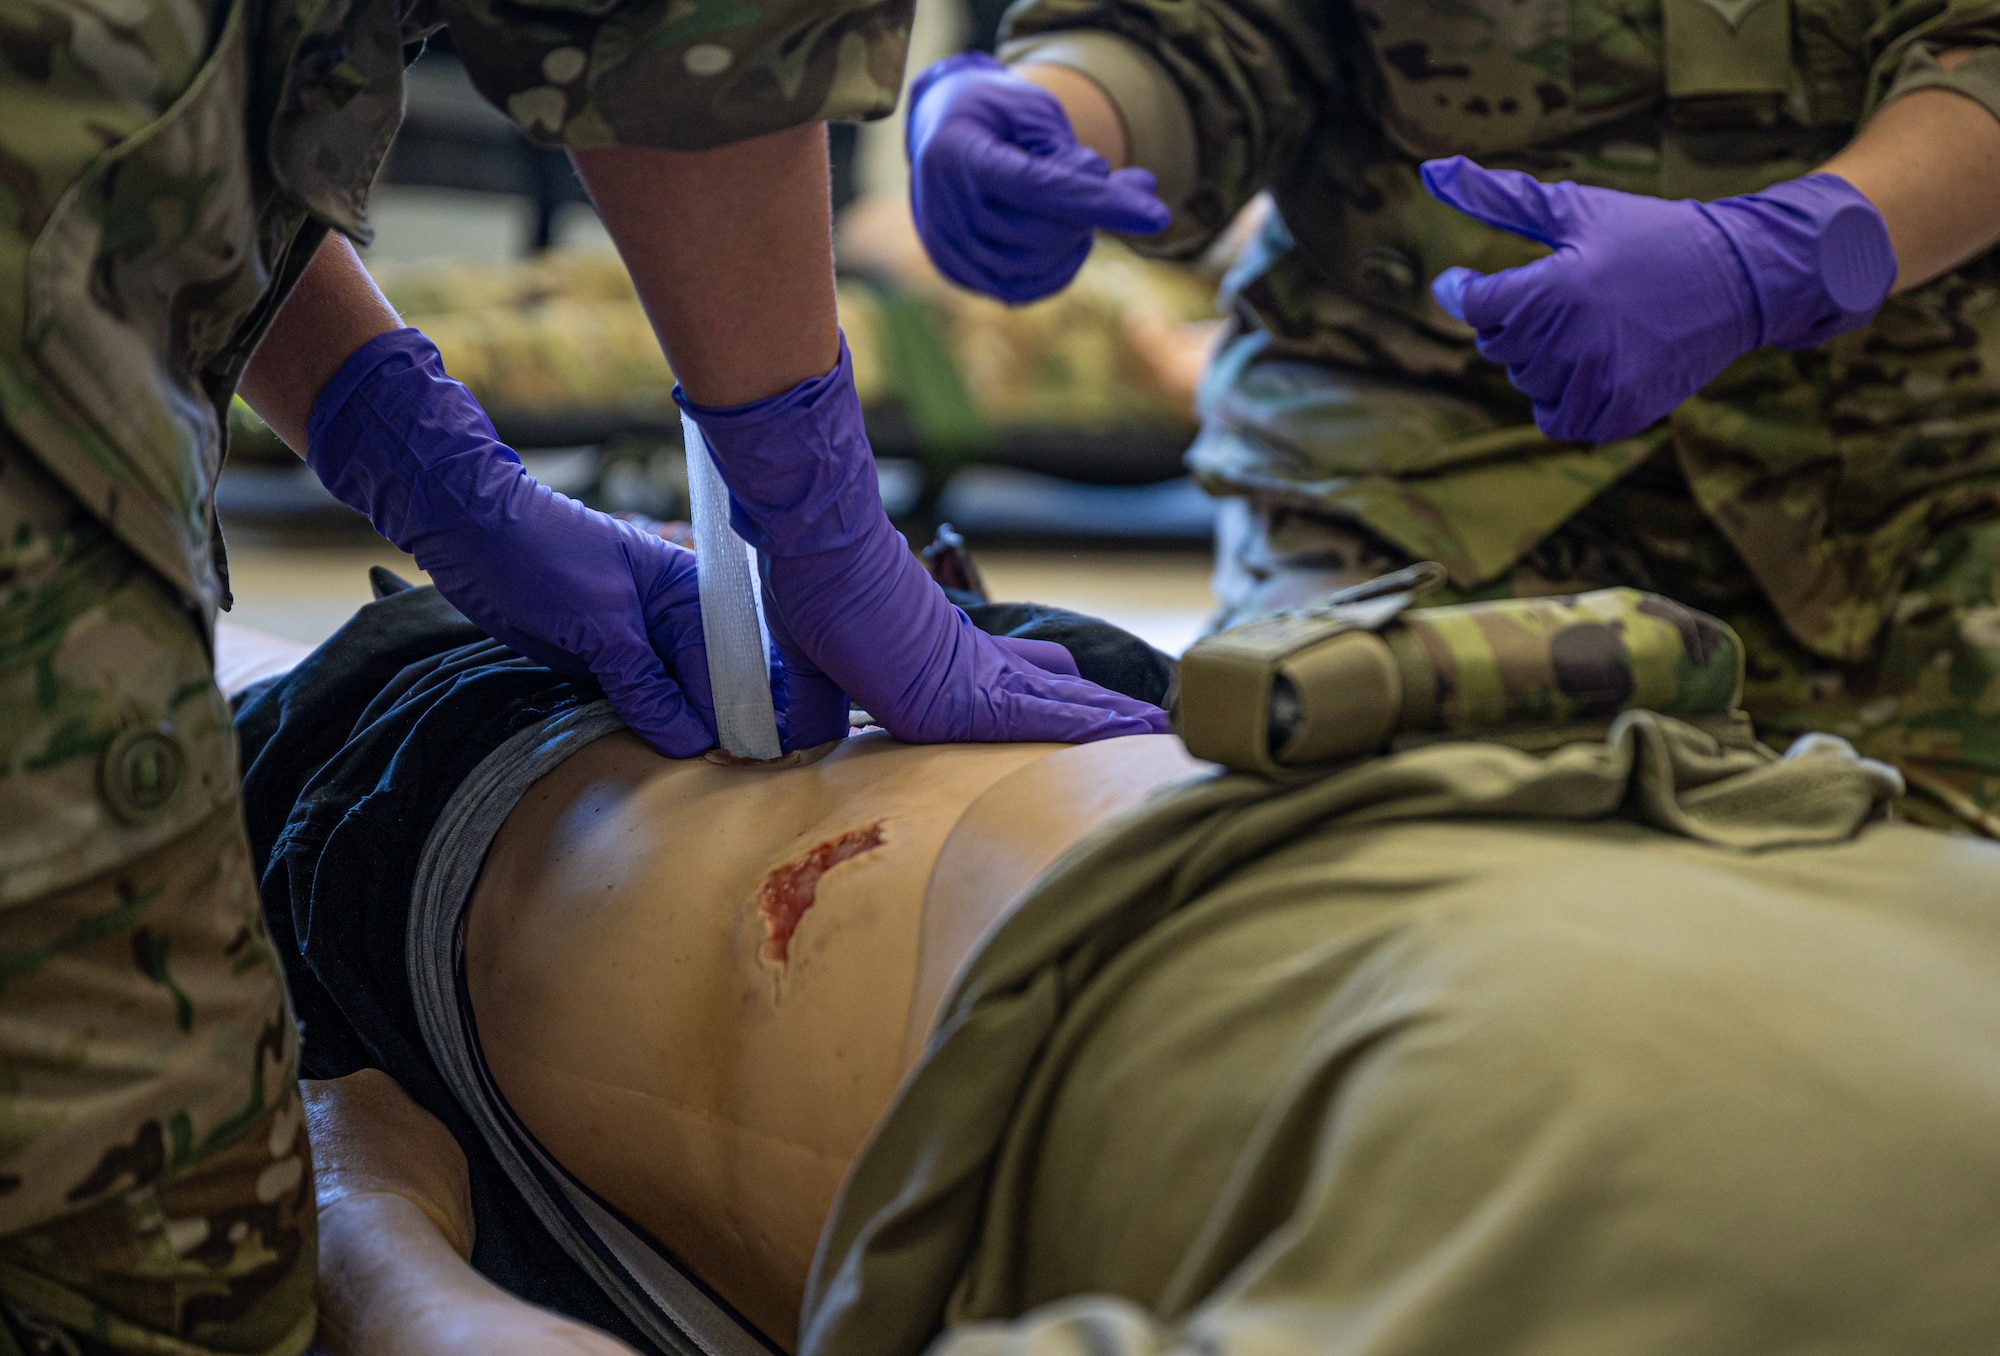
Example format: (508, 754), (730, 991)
(1175, 564), (1443, 778)
(1178, 574), (1750, 778)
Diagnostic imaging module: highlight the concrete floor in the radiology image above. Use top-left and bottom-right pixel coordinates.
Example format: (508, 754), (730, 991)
(221, 524), (1218, 658)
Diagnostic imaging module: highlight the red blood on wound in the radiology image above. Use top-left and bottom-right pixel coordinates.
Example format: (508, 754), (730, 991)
(758, 822), (885, 966)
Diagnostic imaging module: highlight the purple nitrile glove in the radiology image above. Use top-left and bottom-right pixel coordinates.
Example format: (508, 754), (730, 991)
(307, 329), (842, 756)
(679, 338), (1170, 744)
(1422, 157), (1896, 444)
(908, 52), (1172, 304)
(750, 590), (855, 752)
(990, 636), (1082, 677)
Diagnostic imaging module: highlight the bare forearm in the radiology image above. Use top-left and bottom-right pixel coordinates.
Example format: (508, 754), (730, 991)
(238, 234), (402, 453)
(1823, 72), (2000, 292)
(306, 1071), (481, 1356)
(1016, 63), (1129, 168)
(316, 1193), (488, 1356)
(571, 125), (840, 407)
(306, 1072), (637, 1356)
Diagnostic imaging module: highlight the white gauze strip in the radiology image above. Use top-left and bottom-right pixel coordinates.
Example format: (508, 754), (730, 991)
(682, 413), (782, 760)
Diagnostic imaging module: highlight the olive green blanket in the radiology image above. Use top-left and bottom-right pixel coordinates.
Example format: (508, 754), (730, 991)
(802, 714), (2000, 1355)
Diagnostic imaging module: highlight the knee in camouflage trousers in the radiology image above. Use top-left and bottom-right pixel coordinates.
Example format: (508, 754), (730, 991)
(0, 439), (313, 1356)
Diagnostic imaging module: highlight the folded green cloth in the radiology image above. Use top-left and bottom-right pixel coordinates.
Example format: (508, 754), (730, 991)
(803, 715), (2000, 1355)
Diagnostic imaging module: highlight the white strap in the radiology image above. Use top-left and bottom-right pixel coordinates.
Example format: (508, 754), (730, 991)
(682, 414), (782, 760)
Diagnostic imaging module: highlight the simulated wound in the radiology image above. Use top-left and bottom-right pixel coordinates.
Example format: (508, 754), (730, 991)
(757, 823), (886, 966)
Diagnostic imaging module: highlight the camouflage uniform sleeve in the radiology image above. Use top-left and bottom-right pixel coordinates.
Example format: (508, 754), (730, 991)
(997, 31), (1201, 211)
(437, 0), (914, 152)
(994, 0), (1344, 257)
(1864, 0), (2000, 125)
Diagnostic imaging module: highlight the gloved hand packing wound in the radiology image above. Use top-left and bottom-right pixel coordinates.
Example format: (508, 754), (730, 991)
(908, 52), (1171, 304)
(310, 328), (757, 757)
(678, 339), (1172, 744)
(1423, 157), (1896, 445)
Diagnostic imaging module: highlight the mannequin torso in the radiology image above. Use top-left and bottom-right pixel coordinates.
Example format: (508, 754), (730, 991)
(463, 730), (1208, 1343)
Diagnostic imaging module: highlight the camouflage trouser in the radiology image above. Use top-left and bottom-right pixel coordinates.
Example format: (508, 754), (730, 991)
(0, 437), (314, 1353)
(1210, 460), (2000, 835)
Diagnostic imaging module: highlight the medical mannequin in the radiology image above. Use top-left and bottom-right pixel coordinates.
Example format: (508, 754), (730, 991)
(466, 729), (1209, 1342)
(249, 614), (2000, 1356)
(220, 601), (1206, 1355)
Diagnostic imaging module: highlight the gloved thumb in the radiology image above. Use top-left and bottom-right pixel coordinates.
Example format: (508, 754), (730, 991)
(1019, 162), (1171, 235)
(1424, 264), (1512, 334)
(1432, 253), (1571, 352)
(1102, 168), (1173, 235)
(1421, 156), (1575, 249)
(770, 649), (851, 751)
(1431, 266), (1479, 324)
(755, 559), (852, 750)
(975, 142), (1167, 234)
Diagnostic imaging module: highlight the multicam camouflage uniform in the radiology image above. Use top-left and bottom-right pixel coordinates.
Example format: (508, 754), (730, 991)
(0, 0), (909, 1344)
(995, 0), (2000, 831)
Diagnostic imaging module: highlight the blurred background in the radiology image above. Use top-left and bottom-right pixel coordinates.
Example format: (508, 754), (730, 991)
(223, 0), (1243, 657)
